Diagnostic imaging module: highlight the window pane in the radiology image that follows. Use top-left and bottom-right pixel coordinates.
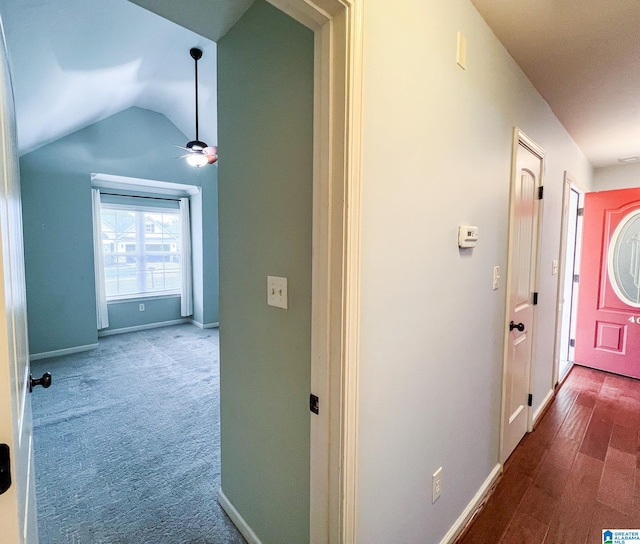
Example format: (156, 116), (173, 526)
(101, 205), (181, 299)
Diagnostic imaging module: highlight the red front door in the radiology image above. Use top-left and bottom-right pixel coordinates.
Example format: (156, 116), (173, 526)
(575, 187), (640, 378)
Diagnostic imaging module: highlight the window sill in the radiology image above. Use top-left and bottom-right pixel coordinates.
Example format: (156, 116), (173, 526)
(107, 293), (181, 305)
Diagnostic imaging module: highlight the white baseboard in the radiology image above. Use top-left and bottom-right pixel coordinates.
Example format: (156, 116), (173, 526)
(98, 318), (190, 337)
(30, 343), (99, 361)
(218, 489), (262, 544)
(440, 463), (502, 544)
(189, 319), (220, 329)
(532, 388), (555, 427)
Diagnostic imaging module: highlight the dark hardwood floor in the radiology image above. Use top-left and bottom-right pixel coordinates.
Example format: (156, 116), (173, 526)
(458, 364), (640, 544)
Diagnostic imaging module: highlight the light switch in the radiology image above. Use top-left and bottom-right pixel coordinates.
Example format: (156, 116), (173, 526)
(552, 259), (559, 275)
(493, 266), (501, 290)
(267, 276), (288, 309)
(457, 31), (467, 70)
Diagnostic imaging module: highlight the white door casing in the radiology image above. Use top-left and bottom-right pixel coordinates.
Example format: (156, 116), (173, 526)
(500, 129), (544, 464)
(0, 19), (38, 544)
(256, 1), (365, 542)
(554, 174), (584, 385)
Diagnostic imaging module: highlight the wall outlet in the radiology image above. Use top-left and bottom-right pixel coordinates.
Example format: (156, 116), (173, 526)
(139, 303), (145, 312)
(432, 467), (443, 503)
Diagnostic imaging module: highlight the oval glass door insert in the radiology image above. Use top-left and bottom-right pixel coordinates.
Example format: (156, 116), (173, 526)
(608, 209), (640, 307)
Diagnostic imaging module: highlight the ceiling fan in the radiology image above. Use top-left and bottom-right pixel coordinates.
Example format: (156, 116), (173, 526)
(176, 47), (217, 168)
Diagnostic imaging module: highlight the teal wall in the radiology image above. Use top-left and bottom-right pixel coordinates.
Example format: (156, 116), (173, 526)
(20, 107), (219, 355)
(106, 297), (182, 331)
(217, 2), (314, 543)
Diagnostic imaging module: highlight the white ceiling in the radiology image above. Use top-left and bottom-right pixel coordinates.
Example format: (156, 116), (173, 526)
(1, 1), (637, 168)
(0, 0), (253, 156)
(471, 0), (640, 168)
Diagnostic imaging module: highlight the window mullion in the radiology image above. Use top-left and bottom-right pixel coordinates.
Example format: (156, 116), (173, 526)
(136, 211), (146, 294)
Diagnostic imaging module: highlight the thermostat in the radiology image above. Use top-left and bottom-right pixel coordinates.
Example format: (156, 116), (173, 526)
(458, 225), (479, 248)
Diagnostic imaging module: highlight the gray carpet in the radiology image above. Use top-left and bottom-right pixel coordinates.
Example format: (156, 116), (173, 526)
(30, 324), (246, 544)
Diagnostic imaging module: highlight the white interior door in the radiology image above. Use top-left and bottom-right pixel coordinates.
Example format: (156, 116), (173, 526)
(501, 131), (544, 463)
(0, 20), (38, 544)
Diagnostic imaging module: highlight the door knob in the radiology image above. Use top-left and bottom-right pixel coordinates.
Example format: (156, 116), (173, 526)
(509, 321), (525, 332)
(29, 372), (51, 393)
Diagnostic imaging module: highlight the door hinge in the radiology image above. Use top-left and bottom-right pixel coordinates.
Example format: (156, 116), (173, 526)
(533, 292), (538, 305)
(0, 444), (10, 495)
(570, 338), (575, 348)
(310, 393), (319, 415)
(577, 207), (584, 217)
(538, 186), (544, 200)
(573, 274), (579, 283)
(527, 394), (533, 407)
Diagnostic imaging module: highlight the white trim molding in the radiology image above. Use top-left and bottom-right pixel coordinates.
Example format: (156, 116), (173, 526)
(266, 1), (363, 543)
(30, 343), (99, 361)
(189, 320), (219, 329)
(97, 318), (190, 337)
(441, 463), (502, 544)
(91, 173), (200, 196)
(218, 489), (263, 544)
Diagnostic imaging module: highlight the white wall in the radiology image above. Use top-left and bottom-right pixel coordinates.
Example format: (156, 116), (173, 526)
(356, 0), (593, 542)
(594, 162), (640, 191)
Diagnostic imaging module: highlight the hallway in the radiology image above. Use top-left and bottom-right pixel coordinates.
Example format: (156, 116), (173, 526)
(458, 365), (640, 543)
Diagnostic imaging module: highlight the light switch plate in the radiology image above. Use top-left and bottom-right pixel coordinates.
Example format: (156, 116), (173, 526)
(552, 259), (559, 275)
(267, 276), (288, 309)
(493, 266), (501, 290)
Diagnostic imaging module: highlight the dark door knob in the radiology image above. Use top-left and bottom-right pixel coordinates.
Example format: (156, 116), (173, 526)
(29, 372), (52, 393)
(509, 321), (525, 332)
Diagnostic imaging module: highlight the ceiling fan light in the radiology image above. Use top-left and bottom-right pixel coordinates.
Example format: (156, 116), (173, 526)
(187, 152), (208, 168)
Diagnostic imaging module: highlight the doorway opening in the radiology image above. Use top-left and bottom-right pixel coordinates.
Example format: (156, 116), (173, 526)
(555, 174), (585, 384)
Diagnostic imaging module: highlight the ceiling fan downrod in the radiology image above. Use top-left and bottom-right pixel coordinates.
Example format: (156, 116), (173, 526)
(189, 47), (206, 150)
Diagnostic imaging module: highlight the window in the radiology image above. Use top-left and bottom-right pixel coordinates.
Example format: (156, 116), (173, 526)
(100, 204), (182, 299)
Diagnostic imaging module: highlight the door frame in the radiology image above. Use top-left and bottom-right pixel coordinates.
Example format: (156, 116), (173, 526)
(266, 1), (363, 542)
(552, 173), (585, 387)
(499, 127), (545, 464)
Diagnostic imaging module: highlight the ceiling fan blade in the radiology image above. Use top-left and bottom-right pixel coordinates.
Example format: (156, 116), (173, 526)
(175, 153), (192, 159)
(207, 155), (218, 165)
(203, 146), (217, 156)
(174, 144), (192, 151)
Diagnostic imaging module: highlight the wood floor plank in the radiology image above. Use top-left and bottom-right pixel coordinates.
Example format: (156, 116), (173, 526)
(610, 423), (639, 455)
(614, 395), (640, 430)
(587, 501), (635, 544)
(459, 366), (640, 544)
(457, 468), (532, 544)
(597, 447), (636, 515)
(579, 407), (614, 461)
(517, 482), (558, 525)
(558, 403), (592, 442)
(500, 512), (549, 544)
(543, 495), (594, 544)
(531, 457), (572, 500)
(563, 452), (604, 501)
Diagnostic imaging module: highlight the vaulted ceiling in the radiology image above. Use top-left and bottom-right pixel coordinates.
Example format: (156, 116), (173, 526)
(0, 1), (637, 168)
(0, 0), (253, 156)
